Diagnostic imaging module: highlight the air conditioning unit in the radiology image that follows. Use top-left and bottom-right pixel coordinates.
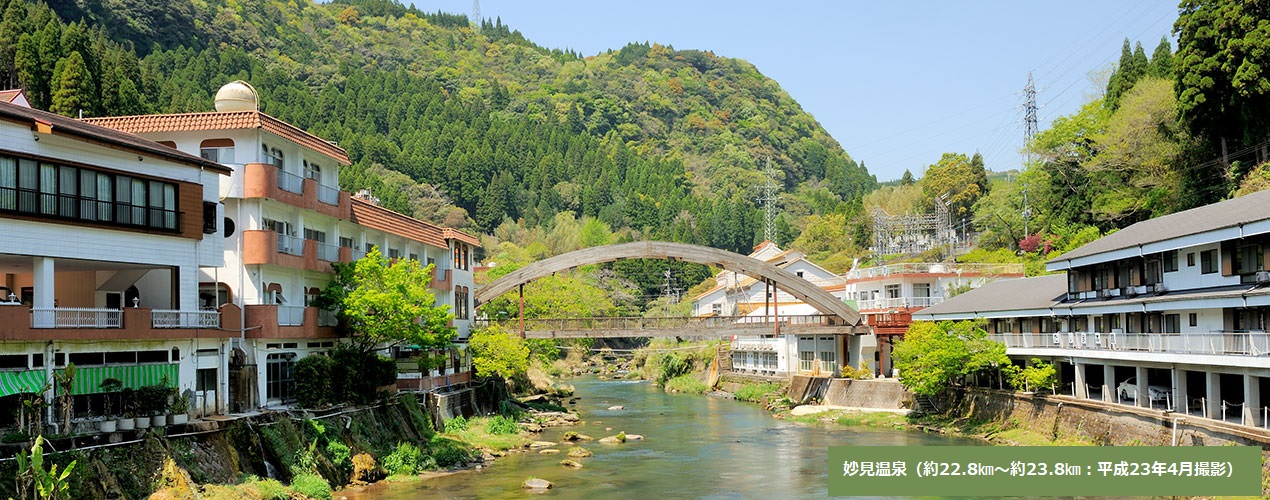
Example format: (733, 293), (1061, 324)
(1153, 283), (1168, 295)
(1256, 271), (1270, 284)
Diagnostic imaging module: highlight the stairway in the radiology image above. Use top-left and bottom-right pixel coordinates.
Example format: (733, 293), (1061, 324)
(914, 394), (940, 414)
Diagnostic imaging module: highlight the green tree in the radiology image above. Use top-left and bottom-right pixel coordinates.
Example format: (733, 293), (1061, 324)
(1087, 77), (1185, 225)
(892, 320), (1009, 396)
(899, 169), (915, 186)
(920, 152), (989, 217)
(1148, 36), (1174, 79)
(323, 248), (455, 353)
(468, 324), (529, 380)
(50, 51), (92, 116)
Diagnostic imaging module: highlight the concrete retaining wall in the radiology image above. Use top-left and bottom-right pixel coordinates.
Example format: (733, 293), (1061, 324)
(823, 379), (911, 409)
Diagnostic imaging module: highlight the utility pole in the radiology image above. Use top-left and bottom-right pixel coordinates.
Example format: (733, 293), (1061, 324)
(1023, 72), (1038, 166)
(758, 157), (780, 244)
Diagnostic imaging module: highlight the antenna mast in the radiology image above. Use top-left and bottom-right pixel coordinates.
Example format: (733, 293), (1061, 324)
(759, 157), (780, 244)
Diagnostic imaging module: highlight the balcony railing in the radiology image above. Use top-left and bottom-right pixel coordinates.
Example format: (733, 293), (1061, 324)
(152, 309), (220, 328)
(318, 309), (338, 327)
(856, 296), (944, 311)
(317, 183), (340, 205)
(278, 305), (305, 326)
(317, 243), (340, 262)
(477, 314), (840, 332)
(845, 262), (1024, 280)
(277, 233), (305, 256)
(277, 169), (304, 194)
(989, 331), (1270, 357)
(31, 307), (122, 328)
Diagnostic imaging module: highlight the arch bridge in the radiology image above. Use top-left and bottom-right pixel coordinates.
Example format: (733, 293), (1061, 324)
(475, 241), (866, 338)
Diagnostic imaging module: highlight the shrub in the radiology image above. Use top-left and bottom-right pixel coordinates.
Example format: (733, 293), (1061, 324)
(294, 356), (335, 408)
(290, 472), (332, 500)
(663, 374), (708, 394)
(734, 382), (783, 403)
(326, 441), (351, 472)
(442, 415), (469, 433)
(655, 351), (692, 386)
(381, 442), (424, 476)
(243, 477), (290, 500)
(486, 415), (520, 435)
(429, 436), (476, 467)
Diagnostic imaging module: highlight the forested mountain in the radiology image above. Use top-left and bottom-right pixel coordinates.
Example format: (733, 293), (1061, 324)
(0, 0), (876, 257)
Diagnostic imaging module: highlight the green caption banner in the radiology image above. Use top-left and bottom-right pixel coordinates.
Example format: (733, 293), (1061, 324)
(828, 446), (1261, 497)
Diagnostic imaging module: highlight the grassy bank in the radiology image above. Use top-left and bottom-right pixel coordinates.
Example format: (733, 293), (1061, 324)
(629, 339), (724, 393)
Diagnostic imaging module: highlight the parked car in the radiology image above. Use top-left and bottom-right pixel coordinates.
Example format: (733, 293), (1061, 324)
(1116, 377), (1170, 402)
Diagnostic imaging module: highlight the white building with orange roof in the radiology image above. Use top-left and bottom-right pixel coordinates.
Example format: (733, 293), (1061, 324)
(85, 82), (479, 409)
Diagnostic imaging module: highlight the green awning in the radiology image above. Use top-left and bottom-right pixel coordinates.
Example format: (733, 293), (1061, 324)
(68, 364), (177, 395)
(0, 370), (48, 398)
(1, 364), (180, 397)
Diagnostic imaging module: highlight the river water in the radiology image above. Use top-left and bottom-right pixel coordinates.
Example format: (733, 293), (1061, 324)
(346, 378), (976, 499)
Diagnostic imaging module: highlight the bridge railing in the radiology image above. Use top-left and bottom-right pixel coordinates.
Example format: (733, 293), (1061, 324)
(474, 314), (840, 331)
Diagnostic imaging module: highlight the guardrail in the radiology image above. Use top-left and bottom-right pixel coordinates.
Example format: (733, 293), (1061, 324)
(31, 307), (122, 328)
(856, 296), (944, 310)
(278, 305), (305, 326)
(152, 309), (220, 328)
(989, 331), (1270, 357)
(475, 314), (841, 332)
(317, 183), (340, 205)
(277, 169), (304, 194)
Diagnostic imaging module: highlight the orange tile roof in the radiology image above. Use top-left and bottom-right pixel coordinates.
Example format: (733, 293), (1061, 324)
(83, 111), (351, 166)
(0, 101), (230, 174)
(350, 198), (482, 250)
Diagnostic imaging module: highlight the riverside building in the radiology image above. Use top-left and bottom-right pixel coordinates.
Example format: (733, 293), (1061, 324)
(82, 81), (479, 412)
(916, 190), (1270, 427)
(0, 90), (233, 429)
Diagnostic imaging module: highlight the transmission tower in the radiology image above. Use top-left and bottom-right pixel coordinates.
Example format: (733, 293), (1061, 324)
(659, 269), (682, 304)
(1022, 72), (1038, 164)
(758, 157), (780, 244)
(471, 0), (481, 31)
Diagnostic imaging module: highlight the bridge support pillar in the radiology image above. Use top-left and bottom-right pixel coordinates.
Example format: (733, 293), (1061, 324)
(518, 283), (525, 339)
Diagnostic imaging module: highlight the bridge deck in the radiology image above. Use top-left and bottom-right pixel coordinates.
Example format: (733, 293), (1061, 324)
(476, 315), (869, 338)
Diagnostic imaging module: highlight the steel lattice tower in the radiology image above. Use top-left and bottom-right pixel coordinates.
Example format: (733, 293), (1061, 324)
(758, 157), (780, 244)
(472, 0), (481, 30)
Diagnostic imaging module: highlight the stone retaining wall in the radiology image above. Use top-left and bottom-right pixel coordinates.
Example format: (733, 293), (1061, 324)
(940, 388), (1270, 447)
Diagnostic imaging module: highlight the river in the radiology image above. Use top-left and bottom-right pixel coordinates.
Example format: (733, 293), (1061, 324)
(345, 378), (977, 499)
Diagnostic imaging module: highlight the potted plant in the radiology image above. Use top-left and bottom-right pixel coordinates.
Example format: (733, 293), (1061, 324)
(118, 388), (137, 431)
(140, 384), (168, 427)
(98, 378), (123, 433)
(168, 388), (190, 425)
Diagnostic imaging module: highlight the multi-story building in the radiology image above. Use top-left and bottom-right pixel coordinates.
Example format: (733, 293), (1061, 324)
(916, 189), (1270, 426)
(843, 262), (1023, 376)
(0, 91), (233, 428)
(86, 82), (479, 410)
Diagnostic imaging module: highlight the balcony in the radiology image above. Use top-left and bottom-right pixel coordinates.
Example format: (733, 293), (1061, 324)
(429, 268), (453, 290)
(989, 331), (1270, 357)
(277, 233), (305, 256)
(856, 296), (944, 311)
(845, 262), (1025, 280)
(151, 309), (221, 328)
(32, 307), (121, 328)
(243, 304), (338, 339)
(317, 243), (340, 262)
(243, 163), (351, 219)
(242, 230), (330, 272)
(1, 306), (232, 341)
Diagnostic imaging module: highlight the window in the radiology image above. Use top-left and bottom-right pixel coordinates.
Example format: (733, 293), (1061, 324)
(203, 202), (218, 234)
(795, 271), (804, 278)
(818, 350), (836, 373)
(265, 353), (296, 402)
(1236, 244), (1263, 275)
(409, 253), (419, 261)
(1164, 250), (1178, 272)
(454, 286), (470, 320)
(262, 144), (284, 169)
(303, 160), (321, 180)
(1163, 314), (1183, 335)
(1188, 313), (1198, 327)
(711, 303), (722, 315)
(339, 236), (355, 249)
(885, 284), (901, 299)
(388, 248), (401, 259)
(453, 243), (470, 270)
(303, 227), (327, 243)
(0, 155), (178, 231)
(799, 350), (814, 372)
(913, 283), (931, 298)
(1200, 249), (1218, 274)
(263, 218), (293, 236)
(1187, 252), (1196, 267)
(199, 139), (234, 163)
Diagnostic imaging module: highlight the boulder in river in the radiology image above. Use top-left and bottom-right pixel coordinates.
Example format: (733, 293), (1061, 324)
(538, 448), (560, 455)
(607, 405), (624, 410)
(560, 459), (584, 468)
(523, 478), (553, 490)
(567, 447), (592, 458)
(625, 434), (645, 441)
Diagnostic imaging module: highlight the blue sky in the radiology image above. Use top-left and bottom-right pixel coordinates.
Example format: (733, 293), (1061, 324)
(412, 1), (1179, 182)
